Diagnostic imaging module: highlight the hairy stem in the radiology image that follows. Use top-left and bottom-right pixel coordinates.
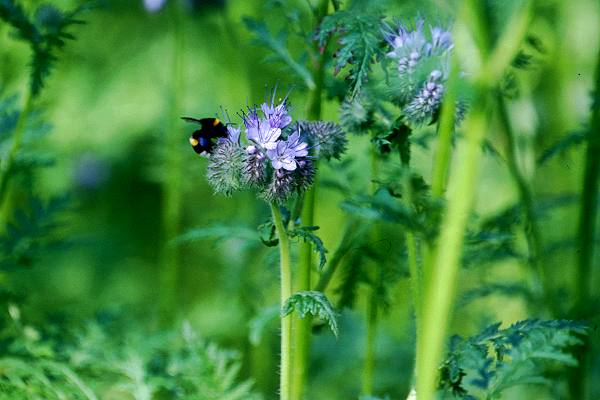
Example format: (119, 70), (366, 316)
(271, 203), (293, 400)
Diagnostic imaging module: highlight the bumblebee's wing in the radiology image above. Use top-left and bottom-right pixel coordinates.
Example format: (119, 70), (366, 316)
(181, 116), (204, 124)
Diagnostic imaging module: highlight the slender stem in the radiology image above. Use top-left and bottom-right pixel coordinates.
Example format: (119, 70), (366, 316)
(159, 3), (185, 322)
(0, 92), (33, 213)
(570, 48), (600, 400)
(360, 136), (380, 396)
(291, 2), (330, 398)
(315, 218), (368, 292)
(575, 49), (600, 318)
(271, 203), (293, 400)
(399, 137), (422, 394)
(362, 289), (378, 396)
(496, 93), (549, 309)
(430, 61), (458, 198)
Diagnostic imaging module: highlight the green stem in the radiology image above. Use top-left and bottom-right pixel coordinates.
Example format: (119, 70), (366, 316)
(362, 288), (378, 396)
(570, 48), (600, 400)
(496, 92), (549, 310)
(430, 61), (458, 198)
(315, 218), (367, 292)
(159, 3), (185, 323)
(360, 135), (380, 396)
(291, 2), (330, 398)
(0, 92), (33, 214)
(271, 203), (293, 400)
(575, 49), (600, 318)
(417, 87), (491, 400)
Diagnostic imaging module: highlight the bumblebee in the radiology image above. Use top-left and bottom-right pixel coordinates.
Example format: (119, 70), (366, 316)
(181, 117), (228, 156)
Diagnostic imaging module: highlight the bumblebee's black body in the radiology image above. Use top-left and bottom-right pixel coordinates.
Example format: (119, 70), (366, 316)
(182, 117), (228, 155)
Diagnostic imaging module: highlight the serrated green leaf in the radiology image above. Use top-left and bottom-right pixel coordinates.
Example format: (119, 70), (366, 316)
(289, 226), (327, 269)
(282, 291), (339, 337)
(537, 130), (587, 165)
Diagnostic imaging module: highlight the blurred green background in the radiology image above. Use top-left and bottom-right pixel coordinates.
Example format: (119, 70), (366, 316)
(1, 0), (599, 399)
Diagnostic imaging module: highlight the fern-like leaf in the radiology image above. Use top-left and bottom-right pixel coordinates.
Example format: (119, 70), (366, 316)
(289, 226), (327, 269)
(282, 291), (339, 337)
(317, 9), (384, 99)
(440, 319), (587, 399)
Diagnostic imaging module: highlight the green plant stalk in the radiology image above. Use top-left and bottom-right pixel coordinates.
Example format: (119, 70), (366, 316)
(430, 62), (458, 198)
(291, 2), (330, 398)
(417, 89), (491, 400)
(271, 203), (293, 400)
(570, 48), (600, 400)
(401, 158), (421, 386)
(0, 92), (33, 214)
(496, 93), (549, 308)
(315, 218), (367, 292)
(362, 288), (378, 396)
(361, 137), (381, 396)
(159, 3), (185, 322)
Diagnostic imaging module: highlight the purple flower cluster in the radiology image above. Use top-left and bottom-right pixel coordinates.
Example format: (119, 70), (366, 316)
(206, 92), (315, 202)
(241, 95), (309, 174)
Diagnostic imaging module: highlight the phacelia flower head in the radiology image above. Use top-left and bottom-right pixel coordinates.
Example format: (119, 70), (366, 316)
(198, 88), (340, 203)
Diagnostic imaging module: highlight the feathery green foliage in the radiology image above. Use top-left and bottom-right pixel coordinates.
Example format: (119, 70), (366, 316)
(439, 319), (587, 399)
(317, 8), (384, 99)
(0, 0), (86, 97)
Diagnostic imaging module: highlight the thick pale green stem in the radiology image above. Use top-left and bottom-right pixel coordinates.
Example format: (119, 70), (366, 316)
(271, 203), (293, 400)
(159, 4), (185, 322)
(417, 89), (491, 400)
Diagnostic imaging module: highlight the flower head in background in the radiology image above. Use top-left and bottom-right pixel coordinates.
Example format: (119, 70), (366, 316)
(143, 0), (167, 13)
(383, 20), (458, 127)
(200, 89), (344, 203)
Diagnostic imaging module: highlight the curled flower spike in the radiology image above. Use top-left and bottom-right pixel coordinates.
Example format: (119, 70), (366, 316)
(404, 70), (445, 125)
